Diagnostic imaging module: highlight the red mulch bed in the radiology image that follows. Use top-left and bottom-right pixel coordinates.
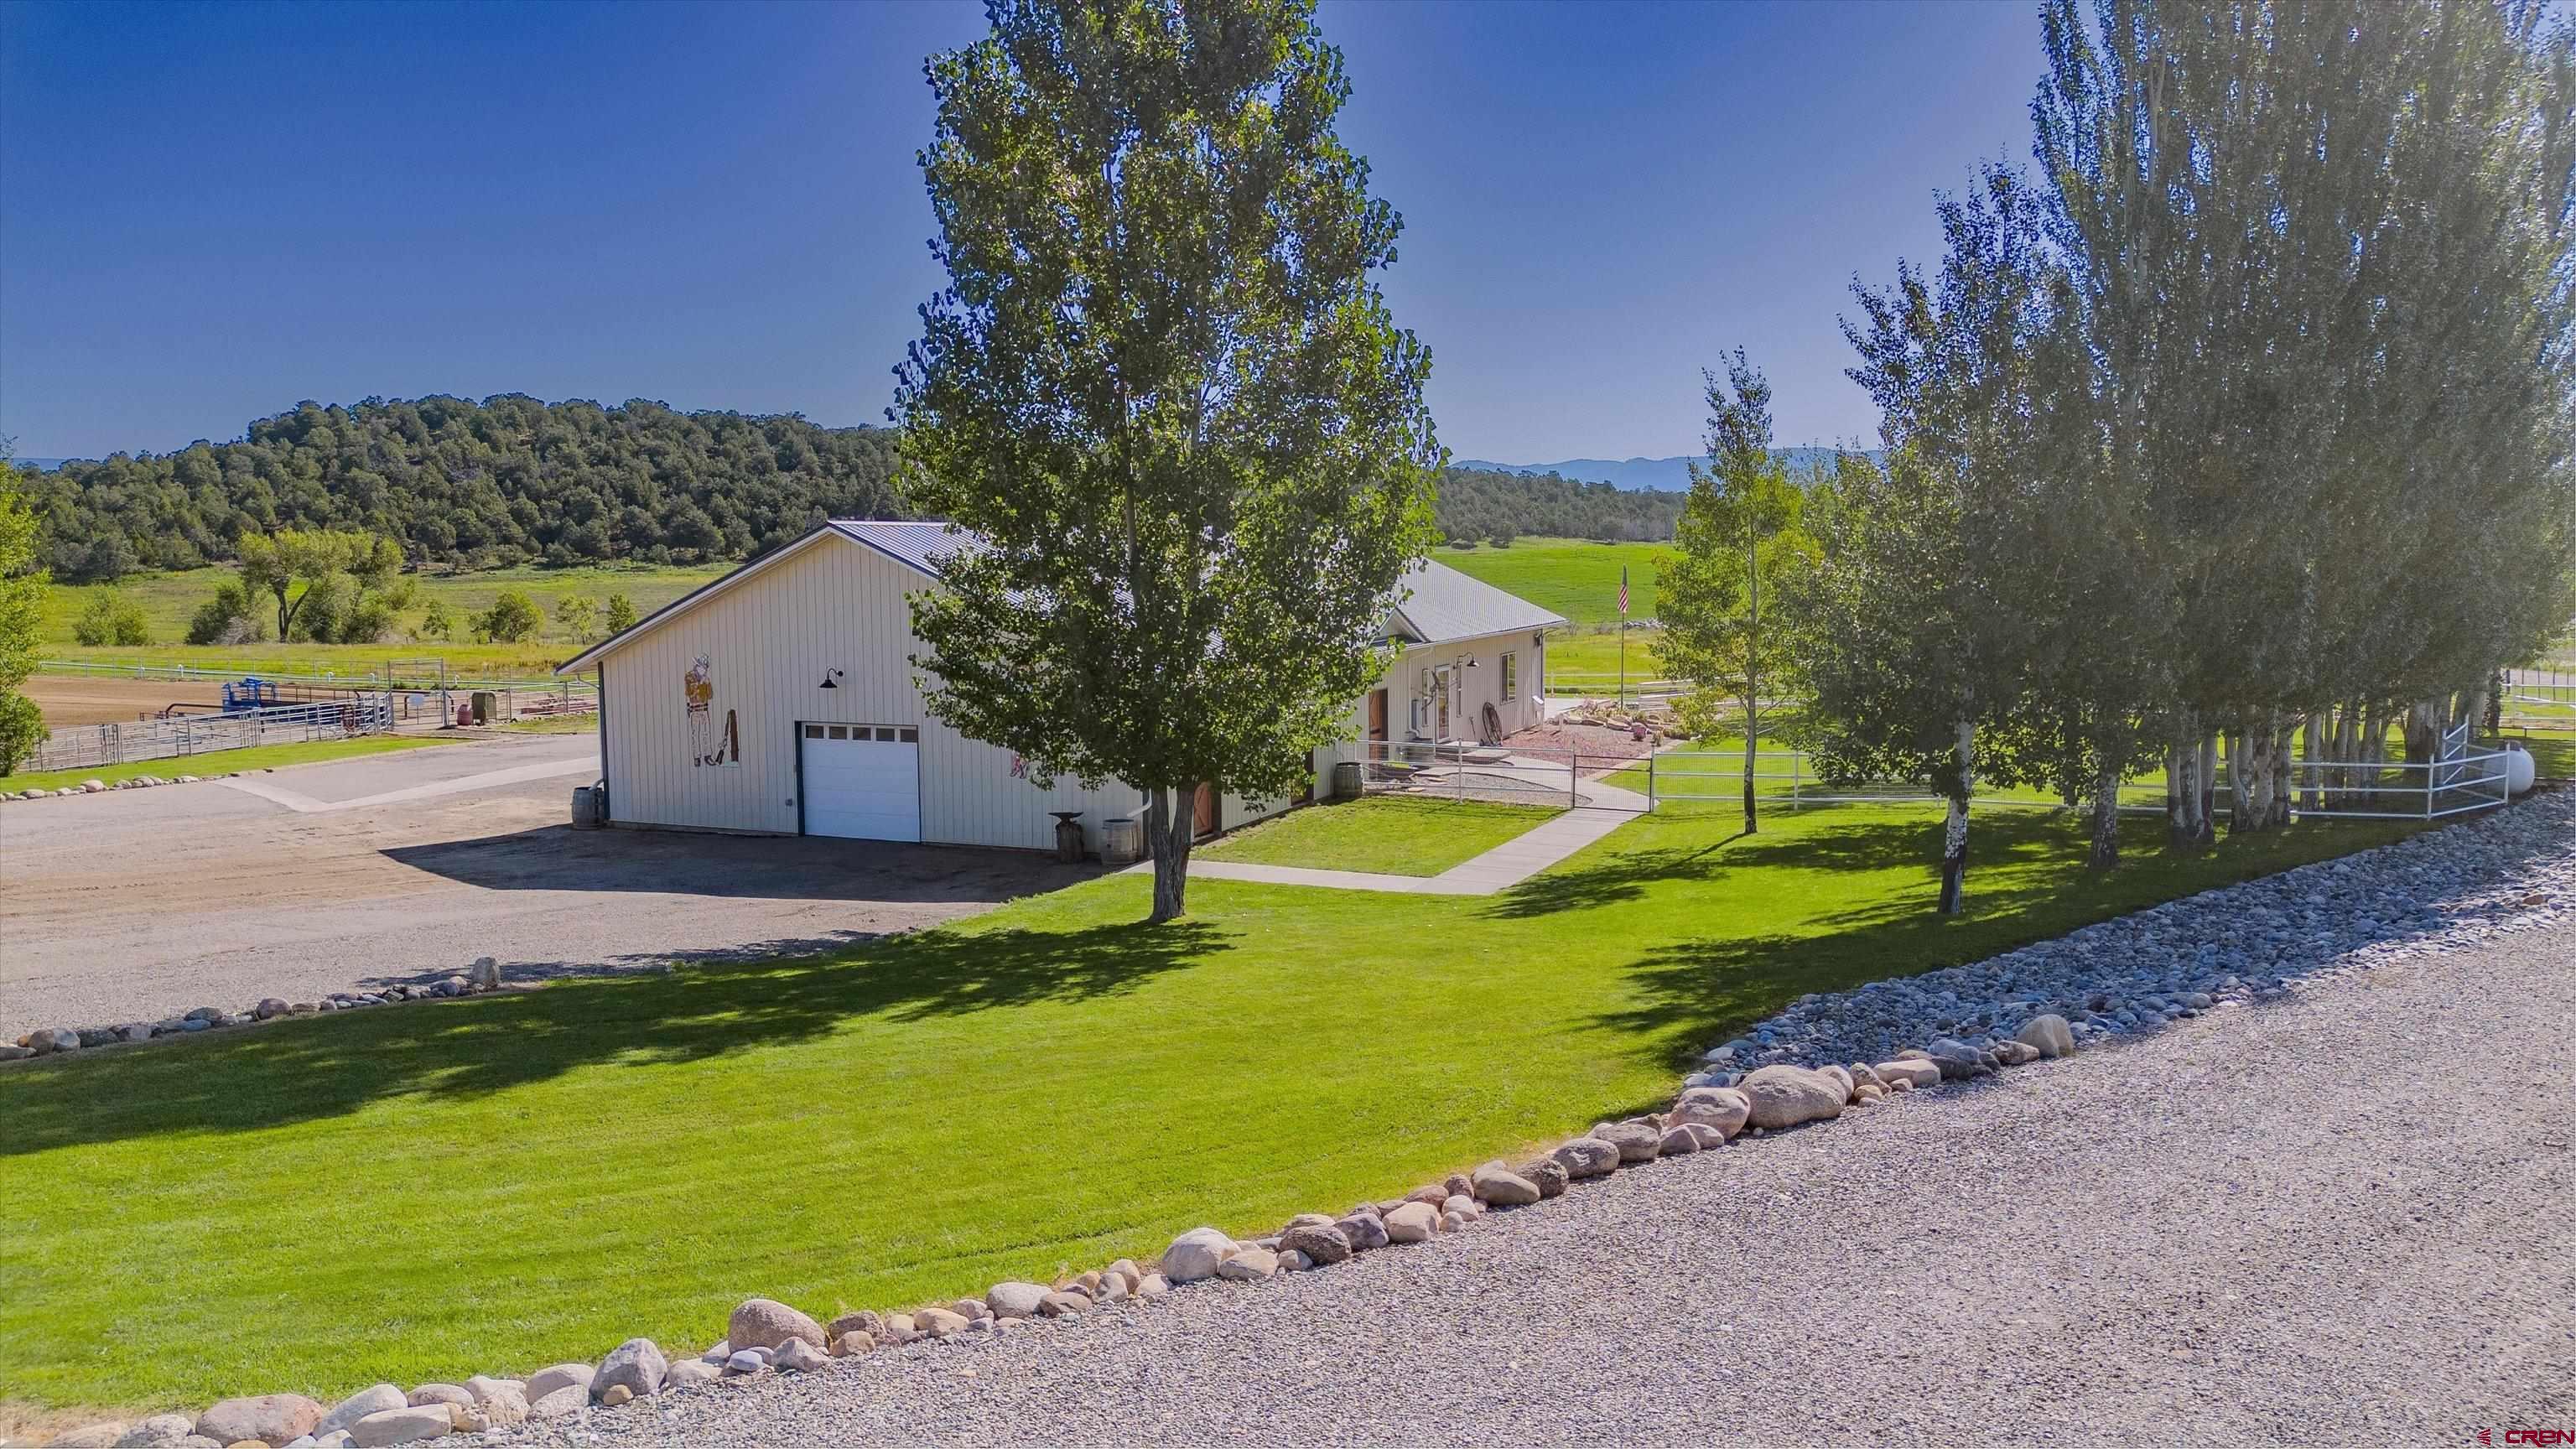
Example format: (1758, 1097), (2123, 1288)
(1500, 719), (1662, 775)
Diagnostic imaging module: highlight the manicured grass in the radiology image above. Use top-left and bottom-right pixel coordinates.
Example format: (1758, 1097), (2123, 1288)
(1198, 796), (1558, 875)
(0, 734), (460, 793)
(39, 564), (727, 678)
(1542, 626), (1666, 693)
(1436, 537), (1666, 626)
(0, 801), (2416, 1416)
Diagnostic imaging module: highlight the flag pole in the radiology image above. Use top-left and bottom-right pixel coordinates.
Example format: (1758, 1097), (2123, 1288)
(1617, 564), (1628, 709)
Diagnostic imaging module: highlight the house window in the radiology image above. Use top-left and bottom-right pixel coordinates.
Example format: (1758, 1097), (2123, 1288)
(1502, 652), (1519, 701)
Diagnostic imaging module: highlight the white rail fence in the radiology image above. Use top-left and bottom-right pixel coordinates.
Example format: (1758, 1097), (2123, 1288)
(1651, 740), (2517, 821)
(23, 697), (397, 774)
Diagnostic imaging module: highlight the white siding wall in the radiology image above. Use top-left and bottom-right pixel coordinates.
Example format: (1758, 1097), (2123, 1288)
(597, 535), (1145, 851)
(1312, 630), (1551, 782)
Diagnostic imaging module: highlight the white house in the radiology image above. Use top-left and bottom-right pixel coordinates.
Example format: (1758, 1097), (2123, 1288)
(553, 520), (1566, 852)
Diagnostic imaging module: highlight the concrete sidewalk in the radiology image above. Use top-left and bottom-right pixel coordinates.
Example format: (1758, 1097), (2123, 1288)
(1175, 802), (1639, 896)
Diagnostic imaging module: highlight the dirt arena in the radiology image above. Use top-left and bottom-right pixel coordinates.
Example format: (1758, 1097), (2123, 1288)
(23, 674), (226, 728)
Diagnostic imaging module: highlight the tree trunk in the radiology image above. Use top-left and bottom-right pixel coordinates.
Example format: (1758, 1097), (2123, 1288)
(1739, 697), (1758, 835)
(1937, 719), (1974, 915)
(2194, 731), (2218, 845)
(2225, 730), (2251, 835)
(1144, 782), (1196, 923)
(2164, 722), (2200, 851)
(2086, 761), (2122, 870)
(2268, 716), (2295, 828)
(2300, 713), (2324, 813)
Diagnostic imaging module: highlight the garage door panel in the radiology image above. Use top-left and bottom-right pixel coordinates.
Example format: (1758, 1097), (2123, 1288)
(801, 729), (921, 843)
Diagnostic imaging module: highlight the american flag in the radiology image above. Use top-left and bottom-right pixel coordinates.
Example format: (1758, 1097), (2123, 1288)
(1618, 565), (1629, 616)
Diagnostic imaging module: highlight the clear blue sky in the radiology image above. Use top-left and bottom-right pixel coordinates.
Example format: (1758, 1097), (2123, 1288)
(0, 0), (2042, 465)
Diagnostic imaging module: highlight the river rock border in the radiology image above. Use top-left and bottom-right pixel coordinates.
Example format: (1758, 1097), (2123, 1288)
(3, 959), (509, 1063)
(33, 792), (2569, 1448)
(1, 771), (226, 802)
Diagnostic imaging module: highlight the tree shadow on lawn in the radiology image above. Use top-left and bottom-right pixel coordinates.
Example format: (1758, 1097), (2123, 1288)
(1481, 808), (1968, 919)
(0, 919), (1227, 1158)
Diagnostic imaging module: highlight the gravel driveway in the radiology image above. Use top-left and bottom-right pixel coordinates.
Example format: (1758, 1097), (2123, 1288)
(505, 917), (2574, 1447)
(1, 734), (1094, 1035)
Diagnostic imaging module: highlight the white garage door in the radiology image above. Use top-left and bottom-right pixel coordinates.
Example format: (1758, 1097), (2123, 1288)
(801, 724), (921, 842)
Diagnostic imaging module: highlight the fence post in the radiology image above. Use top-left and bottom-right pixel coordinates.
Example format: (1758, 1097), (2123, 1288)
(1571, 752), (1580, 809)
(1647, 745), (1655, 813)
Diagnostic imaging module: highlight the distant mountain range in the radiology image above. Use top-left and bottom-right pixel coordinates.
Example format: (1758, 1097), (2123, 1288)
(1455, 448), (1854, 491)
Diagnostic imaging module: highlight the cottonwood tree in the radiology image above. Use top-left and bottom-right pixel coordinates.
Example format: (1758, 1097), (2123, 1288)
(1660, 351), (1812, 835)
(895, 0), (1441, 922)
(236, 528), (401, 641)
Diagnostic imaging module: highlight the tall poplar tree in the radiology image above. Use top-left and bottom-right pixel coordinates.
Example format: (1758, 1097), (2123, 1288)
(1661, 351), (1812, 836)
(895, 0), (1442, 922)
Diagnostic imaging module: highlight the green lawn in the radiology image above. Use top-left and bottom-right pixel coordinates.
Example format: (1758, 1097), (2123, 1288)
(0, 734), (460, 793)
(1436, 537), (1666, 626)
(1198, 796), (1557, 875)
(1541, 627), (1667, 693)
(0, 801), (2416, 1418)
(39, 564), (726, 679)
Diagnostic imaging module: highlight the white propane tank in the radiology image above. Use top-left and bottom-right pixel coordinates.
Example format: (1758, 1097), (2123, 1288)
(2506, 744), (2537, 797)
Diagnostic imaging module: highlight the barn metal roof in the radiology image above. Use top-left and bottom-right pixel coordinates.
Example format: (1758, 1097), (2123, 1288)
(556, 520), (1561, 675)
(1384, 558), (1567, 644)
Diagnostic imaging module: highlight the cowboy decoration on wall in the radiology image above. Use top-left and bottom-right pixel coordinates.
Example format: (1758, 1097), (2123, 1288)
(685, 654), (740, 767)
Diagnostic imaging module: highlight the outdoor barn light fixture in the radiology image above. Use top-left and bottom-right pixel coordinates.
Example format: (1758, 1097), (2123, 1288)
(819, 668), (845, 689)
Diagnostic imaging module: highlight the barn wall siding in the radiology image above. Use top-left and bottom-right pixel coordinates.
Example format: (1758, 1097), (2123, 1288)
(597, 534), (1145, 850)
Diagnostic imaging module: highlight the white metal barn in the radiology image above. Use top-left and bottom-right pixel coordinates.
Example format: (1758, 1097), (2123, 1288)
(555, 521), (1566, 852)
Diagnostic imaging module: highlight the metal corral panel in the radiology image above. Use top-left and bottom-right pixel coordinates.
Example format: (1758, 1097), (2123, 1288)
(594, 532), (1147, 850)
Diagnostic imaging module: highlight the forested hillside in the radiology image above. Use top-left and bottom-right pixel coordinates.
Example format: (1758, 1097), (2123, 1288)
(18, 397), (1688, 576)
(20, 395), (911, 580)
(1434, 466), (1683, 544)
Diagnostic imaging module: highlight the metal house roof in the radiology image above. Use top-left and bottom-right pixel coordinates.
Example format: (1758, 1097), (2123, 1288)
(556, 520), (1562, 675)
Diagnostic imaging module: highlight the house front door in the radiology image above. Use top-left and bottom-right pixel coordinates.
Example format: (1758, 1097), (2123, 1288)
(1192, 781), (1218, 839)
(1433, 666), (1452, 738)
(1367, 688), (1388, 743)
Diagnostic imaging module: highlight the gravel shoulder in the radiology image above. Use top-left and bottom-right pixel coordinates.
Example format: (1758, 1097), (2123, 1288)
(505, 910), (2575, 1447)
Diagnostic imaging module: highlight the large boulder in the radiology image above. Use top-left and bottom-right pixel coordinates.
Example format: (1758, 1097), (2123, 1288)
(1160, 1226), (1235, 1284)
(1518, 1157), (1571, 1198)
(1873, 1059), (1940, 1089)
(1922, 1037), (1985, 1081)
(985, 1280), (1050, 1318)
(463, 1379), (527, 1427)
(1590, 1121), (1663, 1164)
(774, 1338), (830, 1372)
(728, 1298), (827, 1353)
(317, 1384), (409, 1439)
(1668, 1087), (1751, 1139)
(1280, 1223), (1353, 1265)
(196, 1394), (325, 1446)
(523, 1363), (595, 1404)
(593, 1337), (667, 1401)
(348, 1405), (454, 1446)
(2015, 1014), (2075, 1059)
(1383, 1201), (1439, 1243)
(1739, 1065), (1845, 1130)
(1215, 1247), (1280, 1280)
(1335, 1211), (1389, 1252)
(1550, 1137), (1620, 1179)
(1468, 1160), (1540, 1207)
(1815, 1065), (1856, 1103)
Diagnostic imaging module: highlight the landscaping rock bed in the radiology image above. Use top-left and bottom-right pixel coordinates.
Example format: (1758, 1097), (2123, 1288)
(2, 960), (510, 1063)
(1695, 788), (2573, 1079)
(1, 771), (218, 802)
